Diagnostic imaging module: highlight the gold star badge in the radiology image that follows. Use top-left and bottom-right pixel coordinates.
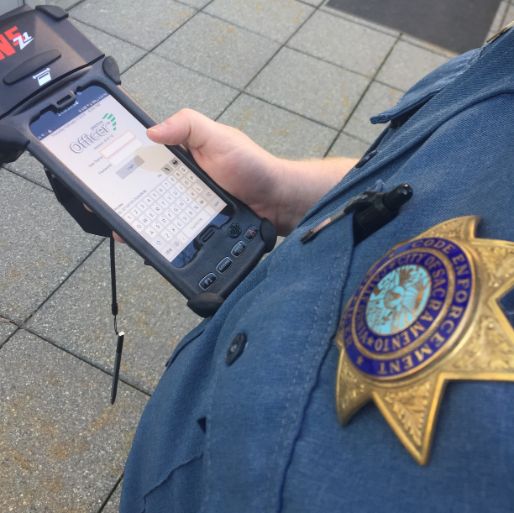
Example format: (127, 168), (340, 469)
(335, 216), (514, 464)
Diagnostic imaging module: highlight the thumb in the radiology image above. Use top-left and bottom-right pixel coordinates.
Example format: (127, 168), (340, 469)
(146, 108), (213, 150)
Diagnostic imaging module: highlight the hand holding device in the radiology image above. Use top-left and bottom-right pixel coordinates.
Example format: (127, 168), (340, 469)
(147, 109), (287, 233)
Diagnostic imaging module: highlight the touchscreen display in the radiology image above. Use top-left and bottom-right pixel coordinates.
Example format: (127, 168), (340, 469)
(31, 85), (227, 263)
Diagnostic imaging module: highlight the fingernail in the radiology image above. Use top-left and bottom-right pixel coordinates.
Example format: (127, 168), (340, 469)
(147, 125), (162, 136)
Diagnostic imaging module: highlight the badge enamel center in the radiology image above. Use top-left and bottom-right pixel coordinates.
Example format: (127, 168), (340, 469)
(336, 217), (514, 464)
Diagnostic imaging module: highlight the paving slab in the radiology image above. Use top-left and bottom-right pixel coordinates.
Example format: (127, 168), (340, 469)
(121, 53), (238, 122)
(155, 13), (279, 89)
(0, 330), (146, 513)
(0, 169), (99, 323)
(71, 19), (147, 73)
(3, 152), (51, 190)
(376, 40), (449, 92)
(205, 0), (314, 42)
(289, 10), (396, 76)
(328, 132), (370, 159)
(248, 47), (369, 129)
(345, 81), (404, 143)
(102, 482), (122, 513)
(219, 94), (337, 159)
(0, 318), (17, 346)
(70, 0), (195, 50)
(27, 238), (201, 392)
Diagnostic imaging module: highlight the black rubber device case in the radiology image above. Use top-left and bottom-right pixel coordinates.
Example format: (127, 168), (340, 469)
(0, 5), (276, 317)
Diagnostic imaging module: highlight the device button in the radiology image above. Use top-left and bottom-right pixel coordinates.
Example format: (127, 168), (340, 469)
(216, 257), (232, 273)
(3, 50), (61, 85)
(199, 273), (217, 290)
(244, 226), (258, 240)
(231, 241), (246, 257)
(228, 223), (242, 238)
(199, 226), (216, 244)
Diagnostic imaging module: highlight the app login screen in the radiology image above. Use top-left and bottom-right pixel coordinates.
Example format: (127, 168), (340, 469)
(31, 85), (226, 262)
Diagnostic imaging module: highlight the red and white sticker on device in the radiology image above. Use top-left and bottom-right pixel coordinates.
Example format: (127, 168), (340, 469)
(0, 25), (33, 60)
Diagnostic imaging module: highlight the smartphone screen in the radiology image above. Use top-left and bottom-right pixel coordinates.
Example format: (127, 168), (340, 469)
(30, 85), (228, 266)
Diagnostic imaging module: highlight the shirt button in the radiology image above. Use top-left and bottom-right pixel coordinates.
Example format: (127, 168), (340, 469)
(226, 333), (247, 365)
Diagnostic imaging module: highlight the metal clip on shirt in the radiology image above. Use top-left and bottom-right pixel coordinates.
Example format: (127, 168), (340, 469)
(301, 184), (413, 244)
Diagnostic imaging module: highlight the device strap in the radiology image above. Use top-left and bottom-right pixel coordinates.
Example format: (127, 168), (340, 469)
(109, 236), (124, 404)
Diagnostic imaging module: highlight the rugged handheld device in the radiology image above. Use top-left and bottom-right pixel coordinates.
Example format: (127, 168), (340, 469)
(0, 4), (276, 317)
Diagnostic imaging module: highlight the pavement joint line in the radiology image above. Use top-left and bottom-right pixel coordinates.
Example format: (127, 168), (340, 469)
(19, 238), (105, 327)
(296, 0), (324, 7)
(236, 90), (344, 130)
(2, 165), (52, 192)
(170, 0), (204, 11)
(374, 79), (405, 93)
(96, 473), (124, 513)
(23, 326), (153, 397)
(323, 33), (402, 157)
(0, 312), (19, 325)
(200, 9), (307, 45)
(137, 50), (240, 97)
(69, 16), (149, 52)
(283, 43), (387, 80)
(340, 130), (372, 145)
(114, 0), (217, 77)
(216, 0), (323, 121)
(64, 0), (88, 12)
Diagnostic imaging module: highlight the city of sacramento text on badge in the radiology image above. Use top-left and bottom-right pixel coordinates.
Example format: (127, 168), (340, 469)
(343, 237), (474, 380)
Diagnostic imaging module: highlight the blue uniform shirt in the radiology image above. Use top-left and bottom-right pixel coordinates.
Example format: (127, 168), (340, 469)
(121, 29), (514, 513)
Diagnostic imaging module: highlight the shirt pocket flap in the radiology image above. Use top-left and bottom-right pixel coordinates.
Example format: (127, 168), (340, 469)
(371, 48), (480, 125)
(165, 318), (209, 368)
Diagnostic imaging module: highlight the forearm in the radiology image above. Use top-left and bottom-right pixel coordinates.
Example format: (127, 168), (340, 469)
(273, 156), (358, 235)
